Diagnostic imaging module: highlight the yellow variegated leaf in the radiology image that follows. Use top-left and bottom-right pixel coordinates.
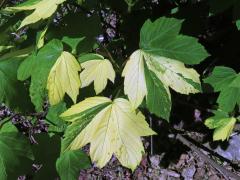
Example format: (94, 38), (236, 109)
(6, 0), (66, 29)
(36, 26), (48, 49)
(47, 51), (81, 105)
(122, 49), (201, 109)
(205, 117), (236, 141)
(61, 97), (156, 171)
(61, 96), (111, 122)
(80, 59), (115, 94)
(122, 50), (147, 108)
(213, 118), (236, 141)
(145, 53), (200, 95)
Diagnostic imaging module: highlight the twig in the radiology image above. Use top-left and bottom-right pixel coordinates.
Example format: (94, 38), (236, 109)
(176, 134), (240, 180)
(0, 114), (17, 128)
(99, 44), (121, 72)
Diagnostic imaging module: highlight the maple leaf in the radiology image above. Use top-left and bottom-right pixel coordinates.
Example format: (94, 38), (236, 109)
(204, 66), (240, 112)
(122, 50), (200, 120)
(205, 110), (236, 141)
(6, 0), (66, 29)
(122, 17), (207, 120)
(79, 54), (115, 94)
(61, 97), (155, 170)
(47, 51), (81, 105)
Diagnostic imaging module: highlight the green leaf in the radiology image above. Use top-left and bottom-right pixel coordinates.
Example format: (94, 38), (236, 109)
(48, 12), (102, 54)
(0, 55), (32, 111)
(144, 62), (171, 120)
(236, 20), (240, 30)
(56, 150), (90, 180)
(0, 122), (18, 133)
(32, 134), (61, 180)
(17, 53), (37, 81)
(78, 53), (104, 63)
(204, 66), (240, 112)
(0, 132), (33, 180)
(140, 17), (183, 48)
(20, 39), (63, 111)
(62, 36), (85, 54)
(205, 111), (236, 141)
(140, 17), (209, 64)
(46, 102), (67, 133)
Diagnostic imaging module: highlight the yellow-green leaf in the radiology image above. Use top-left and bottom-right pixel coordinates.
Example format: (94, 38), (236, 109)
(80, 59), (115, 94)
(61, 96), (111, 122)
(205, 116), (236, 141)
(61, 97), (156, 171)
(6, 0), (66, 29)
(122, 49), (200, 110)
(122, 50), (147, 108)
(0, 46), (13, 53)
(36, 26), (48, 49)
(145, 53), (201, 95)
(47, 51), (81, 105)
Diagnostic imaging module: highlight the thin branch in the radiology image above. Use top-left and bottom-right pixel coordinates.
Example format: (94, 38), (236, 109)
(0, 114), (17, 128)
(99, 44), (121, 72)
(176, 134), (240, 180)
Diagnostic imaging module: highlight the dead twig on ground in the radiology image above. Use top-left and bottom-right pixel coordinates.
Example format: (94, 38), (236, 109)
(176, 134), (240, 180)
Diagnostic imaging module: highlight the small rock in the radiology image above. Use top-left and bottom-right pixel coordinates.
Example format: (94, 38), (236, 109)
(161, 169), (180, 178)
(182, 165), (196, 180)
(150, 155), (161, 168)
(194, 167), (206, 179)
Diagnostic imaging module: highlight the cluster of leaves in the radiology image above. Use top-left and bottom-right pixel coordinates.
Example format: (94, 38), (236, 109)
(0, 0), (240, 179)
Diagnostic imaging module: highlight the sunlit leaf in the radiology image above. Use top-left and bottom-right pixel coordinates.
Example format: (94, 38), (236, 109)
(36, 26), (48, 49)
(123, 49), (201, 120)
(122, 50), (147, 108)
(6, 0), (66, 29)
(17, 39), (63, 111)
(79, 54), (115, 94)
(122, 17), (206, 120)
(205, 111), (236, 141)
(61, 97), (155, 170)
(47, 51), (81, 105)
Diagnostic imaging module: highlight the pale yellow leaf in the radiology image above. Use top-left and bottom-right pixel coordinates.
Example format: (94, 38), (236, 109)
(60, 96), (111, 122)
(7, 0), (66, 29)
(122, 50), (147, 108)
(61, 97), (156, 171)
(80, 59), (115, 94)
(47, 51), (81, 105)
(213, 117), (236, 141)
(145, 53), (200, 95)
(37, 26), (48, 49)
